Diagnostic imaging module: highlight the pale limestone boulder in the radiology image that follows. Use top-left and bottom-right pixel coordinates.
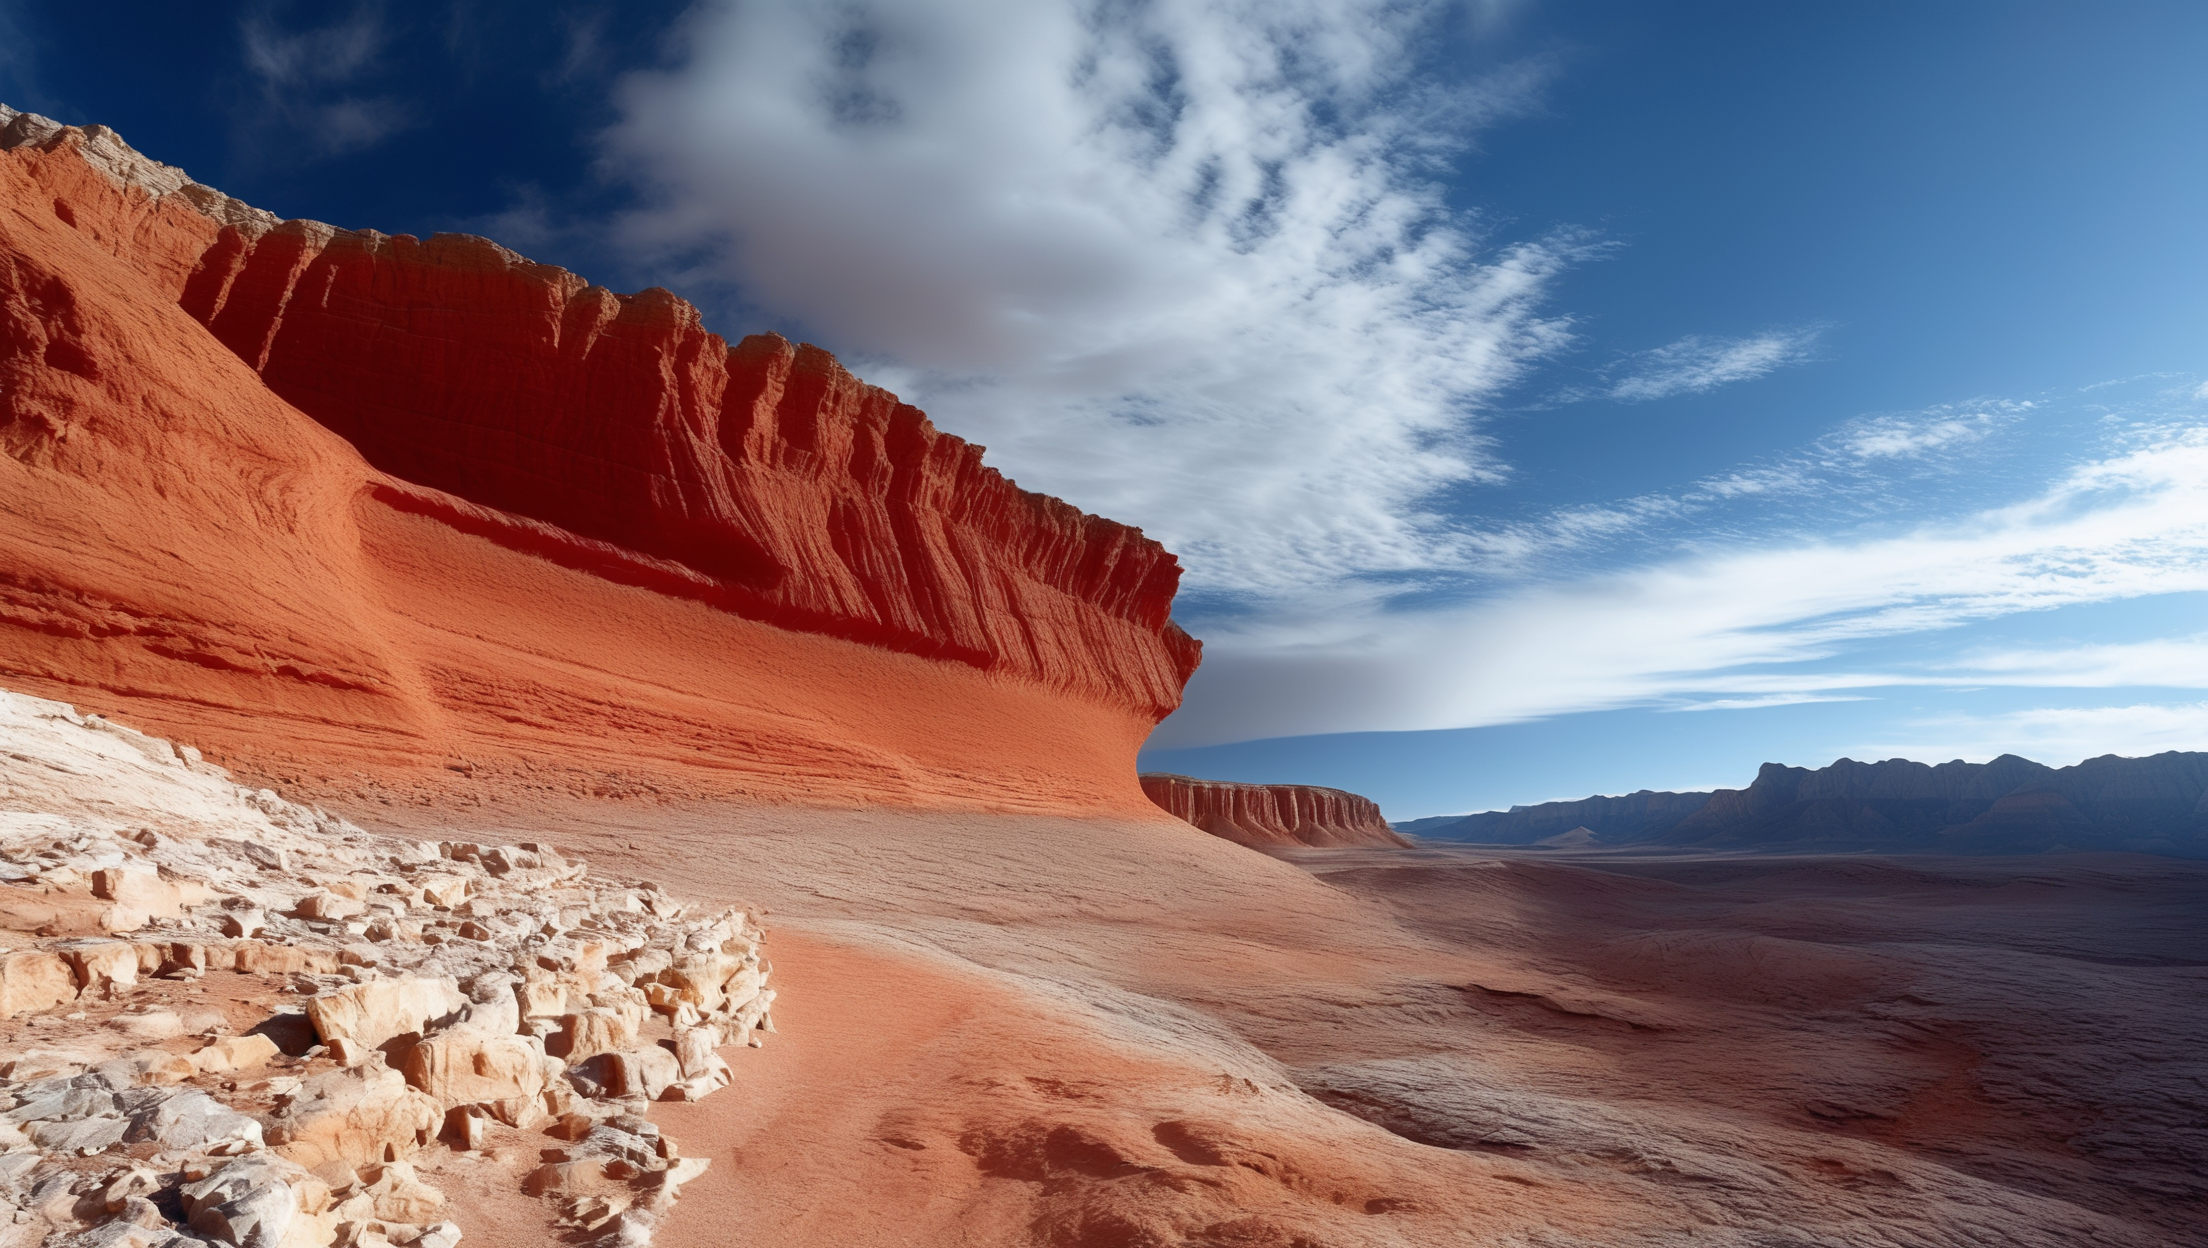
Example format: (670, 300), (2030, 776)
(267, 1064), (442, 1169)
(451, 993), (519, 1038)
(293, 892), (366, 922)
(221, 908), (268, 938)
(64, 941), (139, 996)
(611, 1047), (681, 1102)
(516, 969), (598, 1020)
(608, 947), (671, 986)
(667, 1027), (731, 1102)
(354, 1161), (445, 1224)
(0, 950), (76, 1017)
(100, 1048), (200, 1086)
(659, 953), (742, 1012)
(108, 1006), (184, 1043)
(91, 866), (212, 918)
(721, 966), (765, 1015)
(672, 1027), (729, 1084)
(125, 1088), (264, 1151)
(397, 1030), (548, 1127)
(194, 1033), (281, 1074)
(233, 942), (342, 976)
(551, 1008), (636, 1065)
(305, 977), (464, 1050)
(27, 1115), (128, 1152)
(180, 1153), (335, 1248)
(413, 876), (469, 909)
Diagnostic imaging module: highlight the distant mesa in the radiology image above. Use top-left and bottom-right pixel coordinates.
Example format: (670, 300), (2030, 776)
(1406, 752), (2208, 857)
(1140, 773), (1410, 849)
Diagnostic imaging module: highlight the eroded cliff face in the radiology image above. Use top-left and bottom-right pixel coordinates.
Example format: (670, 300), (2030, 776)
(0, 108), (1195, 814)
(0, 107), (1196, 717)
(1139, 773), (1407, 849)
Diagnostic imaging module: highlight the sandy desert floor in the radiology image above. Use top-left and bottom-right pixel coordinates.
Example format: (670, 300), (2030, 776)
(350, 798), (2207, 1248)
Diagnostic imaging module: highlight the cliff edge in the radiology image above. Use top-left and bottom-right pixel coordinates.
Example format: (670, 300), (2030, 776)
(1139, 774), (1408, 849)
(0, 106), (1196, 815)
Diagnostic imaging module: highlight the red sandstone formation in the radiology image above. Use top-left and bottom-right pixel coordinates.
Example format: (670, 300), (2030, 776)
(1139, 772), (1409, 848)
(0, 109), (1195, 813)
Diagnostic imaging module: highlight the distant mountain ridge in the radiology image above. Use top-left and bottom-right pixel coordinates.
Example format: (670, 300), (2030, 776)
(1401, 752), (2208, 856)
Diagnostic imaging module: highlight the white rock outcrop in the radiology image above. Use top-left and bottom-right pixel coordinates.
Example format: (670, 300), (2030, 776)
(0, 689), (776, 1247)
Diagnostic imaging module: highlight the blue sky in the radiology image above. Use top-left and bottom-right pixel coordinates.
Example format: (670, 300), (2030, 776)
(6, 2), (2205, 818)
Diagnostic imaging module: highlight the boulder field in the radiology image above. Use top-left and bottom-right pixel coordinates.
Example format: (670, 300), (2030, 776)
(0, 106), (1195, 816)
(0, 688), (767, 1247)
(1139, 773), (1409, 849)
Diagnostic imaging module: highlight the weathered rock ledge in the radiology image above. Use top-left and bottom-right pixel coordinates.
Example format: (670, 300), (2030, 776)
(0, 687), (773, 1247)
(1138, 774), (1408, 850)
(0, 104), (1200, 720)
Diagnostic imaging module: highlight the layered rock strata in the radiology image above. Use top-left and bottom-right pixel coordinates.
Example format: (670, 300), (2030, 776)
(0, 687), (770, 1246)
(0, 105), (1196, 814)
(1138, 774), (1409, 849)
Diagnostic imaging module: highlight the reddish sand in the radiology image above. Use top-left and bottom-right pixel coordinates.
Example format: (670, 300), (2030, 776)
(348, 798), (2204, 1248)
(0, 119), (1185, 816)
(1140, 772), (1410, 848)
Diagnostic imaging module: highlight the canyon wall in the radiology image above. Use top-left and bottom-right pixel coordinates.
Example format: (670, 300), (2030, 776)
(1138, 773), (1408, 849)
(0, 108), (1196, 816)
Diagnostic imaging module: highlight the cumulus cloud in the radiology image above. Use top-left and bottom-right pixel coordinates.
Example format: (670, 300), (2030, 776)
(1604, 328), (1822, 402)
(238, 4), (412, 157)
(607, 0), (1573, 594)
(1152, 425), (2208, 745)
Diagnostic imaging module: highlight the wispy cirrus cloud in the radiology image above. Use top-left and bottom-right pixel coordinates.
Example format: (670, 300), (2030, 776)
(1936, 634), (2208, 688)
(1852, 701), (2208, 767)
(1152, 418), (2208, 745)
(1604, 327), (1823, 401)
(238, 4), (412, 158)
(1842, 406), (2010, 459)
(1455, 399), (2033, 578)
(607, 0), (1577, 595)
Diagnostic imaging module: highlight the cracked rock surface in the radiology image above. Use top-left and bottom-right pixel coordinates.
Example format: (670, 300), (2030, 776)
(0, 689), (774, 1247)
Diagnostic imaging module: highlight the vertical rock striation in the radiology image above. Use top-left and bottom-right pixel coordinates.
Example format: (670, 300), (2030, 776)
(0, 106), (1201, 812)
(1139, 774), (1408, 849)
(0, 106), (1198, 719)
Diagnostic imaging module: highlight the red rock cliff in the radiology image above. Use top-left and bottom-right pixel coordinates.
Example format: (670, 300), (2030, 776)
(0, 108), (1198, 815)
(1140, 774), (1409, 849)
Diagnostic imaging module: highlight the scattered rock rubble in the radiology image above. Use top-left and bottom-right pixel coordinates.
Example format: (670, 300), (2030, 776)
(0, 689), (775, 1247)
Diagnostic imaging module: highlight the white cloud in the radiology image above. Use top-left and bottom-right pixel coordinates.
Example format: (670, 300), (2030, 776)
(1938, 634), (2208, 688)
(238, 5), (411, 157)
(1153, 426), (2208, 745)
(1840, 405), (2010, 459)
(1451, 399), (2032, 578)
(1665, 694), (1873, 712)
(607, 0), (1573, 593)
(1605, 328), (1821, 402)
